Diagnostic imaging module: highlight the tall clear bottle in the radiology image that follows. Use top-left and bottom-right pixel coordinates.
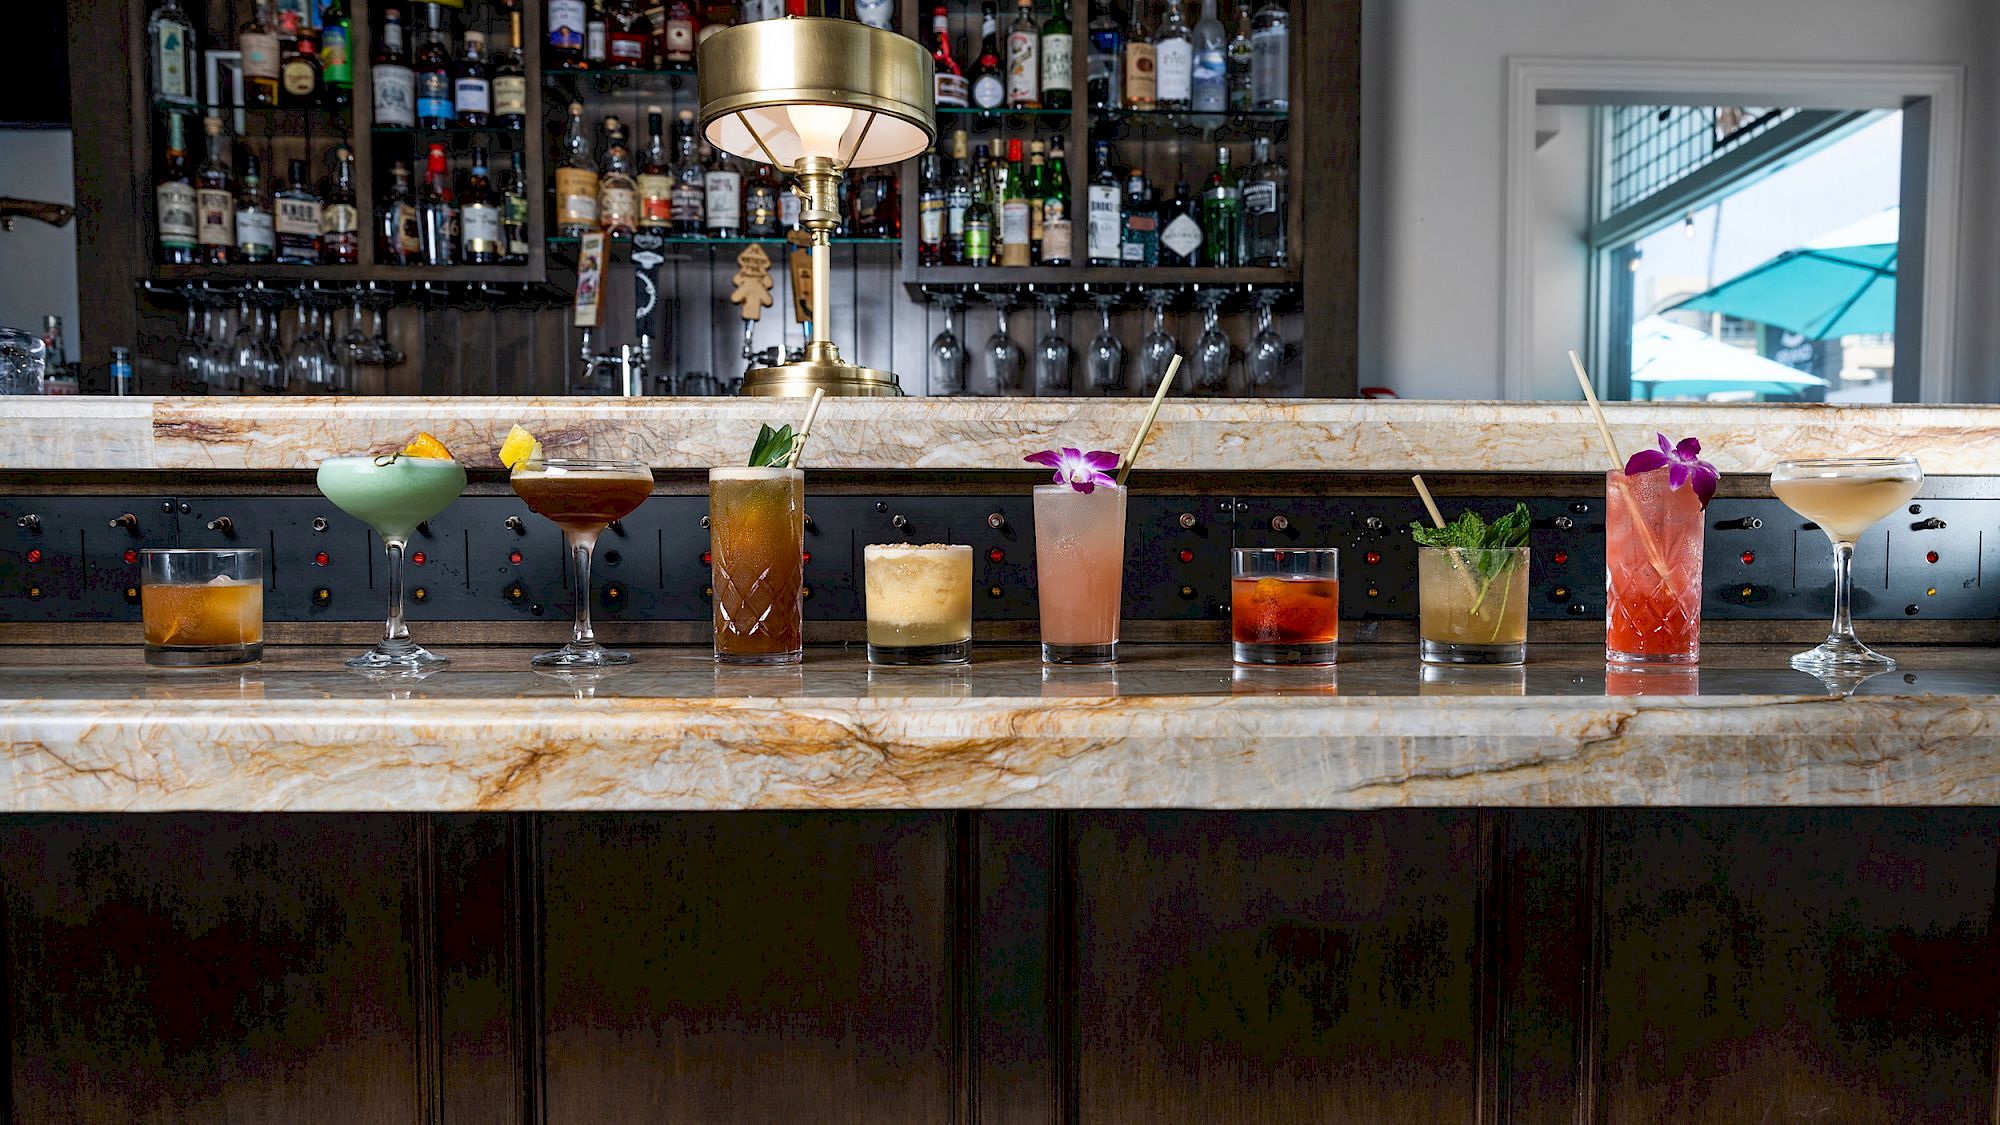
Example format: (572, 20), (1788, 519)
(1086, 0), (1120, 112)
(413, 3), (455, 130)
(195, 116), (236, 264)
(322, 145), (360, 264)
(554, 101), (601, 237)
(234, 153), (276, 263)
(704, 145), (742, 239)
(1250, 0), (1288, 110)
(1123, 1), (1155, 110)
(275, 158), (323, 265)
(1243, 134), (1286, 266)
(1152, 0), (1192, 111)
(1006, 0), (1039, 110)
(1190, 0), (1227, 113)
(149, 0), (200, 108)
(1226, 1), (1253, 111)
(1086, 139), (1122, 265)
(454, 29), (491, 127)
(418, 142), (459, 266)
(670, 109), (706, 236)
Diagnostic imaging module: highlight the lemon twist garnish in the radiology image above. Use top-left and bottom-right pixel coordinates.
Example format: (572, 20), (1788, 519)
(401, 432), (454, 460)
(498, 424), (542, 471)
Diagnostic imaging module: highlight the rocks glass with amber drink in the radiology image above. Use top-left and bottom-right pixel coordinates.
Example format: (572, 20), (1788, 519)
(1771, 456), (1923, 671)
(1418, 546), (1529, 665)
(710, 466), (806, 665)
(1231, 548), (1340, 666)
(864, 544), (973, 665)
(511, 455), (655, 667)
(141, 548), (263, 666)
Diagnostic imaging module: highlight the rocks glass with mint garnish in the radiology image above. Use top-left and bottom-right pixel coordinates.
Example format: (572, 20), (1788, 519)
(1411, 505), (1532, 666)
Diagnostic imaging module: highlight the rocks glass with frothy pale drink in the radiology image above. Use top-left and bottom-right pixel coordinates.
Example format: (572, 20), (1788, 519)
(864, 544), (973, 665)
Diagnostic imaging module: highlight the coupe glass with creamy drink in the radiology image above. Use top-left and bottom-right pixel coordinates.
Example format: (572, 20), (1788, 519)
(1771, 456), (1923, 671)
(864, 544), (973, 665)
(316, 433), (467, 670)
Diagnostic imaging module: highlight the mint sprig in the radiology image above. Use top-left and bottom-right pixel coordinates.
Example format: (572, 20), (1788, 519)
(748, 424), (796, 468)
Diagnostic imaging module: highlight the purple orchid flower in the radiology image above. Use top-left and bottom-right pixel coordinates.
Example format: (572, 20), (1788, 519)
(1025, 447), (1120, 494)
(1624, 433), (1719, 508)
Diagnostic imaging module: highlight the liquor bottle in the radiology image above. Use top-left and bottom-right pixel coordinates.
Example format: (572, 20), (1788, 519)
(1250, 0), (1287, 110)
(1041, 135), (1071, 266)
(586, 2), (608, 67)
(606, 0), (653, 68)
(373, 8), (417, 128)
(414, 4), (455, 130)
(461, 147), (504, 264)
(234, 153), (277, 263)
(663, 1), (697, 63)
(745, 163), (781, 237)
(1157, 177), (1200, 266)
(239, 0), (282, 107)
(853, 0), (894, 28)
(698, 1), (736, 46)
(930, 6), (968, 109)
(555, 102), (600, 237)
(155, 113), (199, 265)
(280, 27), (324, 107)
(998, 139), (1030, 266)
(501, 149), (531, 262)
(275, 158), (323, 265)
(1025, 139), (1047, 262)
(1120, 166), (1156, 265)
(1226, 1), (1252, 111)
(454, 29), (491, 126)
(1040, 0), (1072, 110)
(493, 14), (528, 130)
(149, 0), (199, 109)
(195, 116), (236, 264)
(1200, 142), (1240, 266)
(1153, 0), (1192, 110)
(1243, 134), (1285, 265)
(945, 130), (972, 264)
(1190, 0), (1226, 113)
(598, 117), (640, 237)
(638, 106), (673, 230)
(548, 0), (587, 68)
(379, 160), (420, 263)
(1086, 141), (1121, 266)
(321, 0), (353, 108)
(1086, 0), (1119, 112)
(917, 149), (944, 266)
(419, 142), (459, 265)
(853, 165), (898, 237)
(1123, 1), (1155, 110)
(962, 144), (992, 267)
(670, 110), (705, 235)
(971, 3), (1005, 110)
(1005, 0), (1038, 109)
(321, 145), (361, 264)
(704, 145), (742, 239)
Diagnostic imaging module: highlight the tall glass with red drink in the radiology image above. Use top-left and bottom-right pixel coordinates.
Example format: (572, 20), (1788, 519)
(1604, 468), (1703, 664)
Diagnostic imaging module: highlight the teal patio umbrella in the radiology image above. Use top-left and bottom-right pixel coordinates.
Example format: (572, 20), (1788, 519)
(1668, 208), (1897, 340)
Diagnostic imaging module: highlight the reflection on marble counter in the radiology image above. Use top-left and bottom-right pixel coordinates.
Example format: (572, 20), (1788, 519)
(6, 396), (2000, 474)
(2, 645), (1998, 813)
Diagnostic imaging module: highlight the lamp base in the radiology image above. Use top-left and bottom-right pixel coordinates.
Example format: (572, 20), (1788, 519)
(736, 358), (903, 397)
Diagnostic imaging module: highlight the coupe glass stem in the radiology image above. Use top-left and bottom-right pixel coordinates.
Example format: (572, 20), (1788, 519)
(567, 530), (598, 647)
(382, 537), (411, 648)
(1827, 541), (1856, 647)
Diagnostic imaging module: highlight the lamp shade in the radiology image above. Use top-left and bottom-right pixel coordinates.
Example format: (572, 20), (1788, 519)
(696, 17), (936, 170)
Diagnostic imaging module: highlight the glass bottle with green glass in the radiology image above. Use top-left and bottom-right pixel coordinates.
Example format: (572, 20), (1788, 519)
(1200, 143), (1241, 267)
(1040, 0), (1073, 110)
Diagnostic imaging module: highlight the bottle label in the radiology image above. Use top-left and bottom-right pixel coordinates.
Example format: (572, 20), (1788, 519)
(494, 75), (528, 117)
(417, 71), (453, 121)
(671, 182), (704, 224)
(610, 33), (647, 63)
(934, 72), (969, 108)
(586, 21), (606, 61)
(320, 202), (359, 234)
(283, 60), (318, 97)
(664, 20), (695, 57)
(963, 218), (991, 262)
(1087, 185), (1120, 260)
(154, 25), (193, 101)
(973, 73), (1006, 109)
(549, 0), (586, 49)
(1007, 32), (1038, 104)
(600, 184), (639, 228)
(705, 172), (741, 229)
(397, 202), (422, 254)
(197, 188), (234, 247)
(1252, 27), (1287, 107)
(1125, 44), (1156, 106)
(1042, 199), (1071, 262)
(373, 65), (416, 126)
(322, 24), (351, 85)
(946, 192), (969, 240)
(853, 0), (895, 28)
(1001, 199), (1029, 246)
(638, 174), (673, 225)
(455, 78), (490, 115)
(1041, 33), (1072, 92)
(1192, 48), (1225, 110)
(462, 202), (504, 250)
(236, 209), (276, 256)
(1160, 211), (1202, 259)
(156, 182), (198, 246)
(1155, 39), (1192, 100)
(241, 31), (280, 80)
(276, 197), (321, 237)
(919, 196), (945, 245)
(556, 167), (601, 225)
(1244, 180), (1278, 215)
(505, 193), (530, 255)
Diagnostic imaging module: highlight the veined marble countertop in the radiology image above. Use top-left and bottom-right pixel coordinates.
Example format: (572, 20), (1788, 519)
(1, 644), (1995, 812)
(3, 396), (1997, 474)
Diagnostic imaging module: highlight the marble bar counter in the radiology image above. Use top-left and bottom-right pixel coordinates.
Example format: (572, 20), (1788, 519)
(4, 396), (1999, 474)
(1, 644), (1996, 812)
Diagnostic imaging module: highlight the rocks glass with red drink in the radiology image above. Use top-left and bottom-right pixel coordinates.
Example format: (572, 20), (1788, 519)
(1230, 548), (1340, 666)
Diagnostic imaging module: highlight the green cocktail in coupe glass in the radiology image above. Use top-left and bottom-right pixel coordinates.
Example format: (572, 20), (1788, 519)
(316, 435), (467, 670)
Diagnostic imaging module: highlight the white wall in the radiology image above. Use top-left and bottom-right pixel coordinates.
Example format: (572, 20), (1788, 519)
(1359, 0), (1996, 401)
(0, 130), (81, 358)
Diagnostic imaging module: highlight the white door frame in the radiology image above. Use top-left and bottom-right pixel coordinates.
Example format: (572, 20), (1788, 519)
(1501, 57), (1964, 402)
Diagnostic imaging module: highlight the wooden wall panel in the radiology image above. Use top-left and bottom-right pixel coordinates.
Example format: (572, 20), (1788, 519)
(536, 813), (953, 1125)
(1069, 811), (1482, 1123)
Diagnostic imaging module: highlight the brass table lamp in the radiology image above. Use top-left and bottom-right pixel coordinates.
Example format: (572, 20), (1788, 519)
(697, 17), (936, 397)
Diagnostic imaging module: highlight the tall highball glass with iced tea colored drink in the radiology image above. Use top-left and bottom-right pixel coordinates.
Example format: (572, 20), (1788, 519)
(865, 544), (973, 665)
(1033, 481), (1126, 664)
(1605, 468), (1704, 664)
(1771, 456), (1923, 671)
(503, 427), (655, 668)
(141, 549), (263, 666)
(710, 467), (805, 665)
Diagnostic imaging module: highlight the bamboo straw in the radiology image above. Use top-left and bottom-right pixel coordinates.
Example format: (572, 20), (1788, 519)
(1115, 355), (1183, 488)
(785, 388), (826, 469)
(1567, 350), (1677, 595)
(1411, 475), (1446, 529)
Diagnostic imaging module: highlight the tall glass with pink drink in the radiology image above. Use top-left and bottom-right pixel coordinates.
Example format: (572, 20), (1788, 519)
(1032, 477), (1126, 665)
